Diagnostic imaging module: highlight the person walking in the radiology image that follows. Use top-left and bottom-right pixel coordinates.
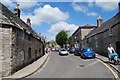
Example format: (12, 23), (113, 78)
(107, 44), (116, 62)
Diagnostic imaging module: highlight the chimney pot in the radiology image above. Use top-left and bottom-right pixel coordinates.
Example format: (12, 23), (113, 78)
(27, 18), (31, 26)
(14, 4), (20, 17)
(97, 16), (103, 27)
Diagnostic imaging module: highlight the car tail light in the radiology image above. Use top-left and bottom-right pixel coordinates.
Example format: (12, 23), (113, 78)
(92, 50), (96, 53)
(84, 52), (86, 54)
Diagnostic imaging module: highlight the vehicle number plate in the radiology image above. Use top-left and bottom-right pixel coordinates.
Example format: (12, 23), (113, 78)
(88, 55), (92, 57)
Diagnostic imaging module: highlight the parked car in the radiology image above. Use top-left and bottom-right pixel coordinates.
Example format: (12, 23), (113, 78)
(74, 48), (83, 56)
(80, 48), (96, 58)
(59, 48), (69, 55)
(55, 47), (60, 51)
(69, 48), (76, 53)
(51, 48), (55, 51)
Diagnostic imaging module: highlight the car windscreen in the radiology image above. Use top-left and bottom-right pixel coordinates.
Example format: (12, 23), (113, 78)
(61, 49), (66, 51)
(76, 48), (82, 51)
(85, 49), (92, 51)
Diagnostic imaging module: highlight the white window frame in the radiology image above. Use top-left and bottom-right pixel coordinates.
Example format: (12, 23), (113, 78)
(96, 42), (98, 48)
(109, 28), (113, 37)
(20, 50), (25, 61)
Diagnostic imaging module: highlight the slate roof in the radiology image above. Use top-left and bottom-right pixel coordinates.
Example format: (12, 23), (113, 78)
(0, 2), (44, 42)
(86, 12), (120, 38)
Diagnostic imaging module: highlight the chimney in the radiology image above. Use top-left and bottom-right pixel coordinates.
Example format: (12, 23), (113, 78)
(27, 18), (31, 26)
(14, 4), (20, 17)
(97, 16), (103, 27)
(118, 1), (120, 13)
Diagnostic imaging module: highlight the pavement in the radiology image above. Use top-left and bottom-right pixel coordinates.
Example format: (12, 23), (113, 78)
(2, 53), (49, 79)
(96, 54), (120, 73)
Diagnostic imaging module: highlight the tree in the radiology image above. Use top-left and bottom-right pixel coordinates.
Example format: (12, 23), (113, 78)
(46, 40), (57, 48)
(67, 36), (73, 44)
(56, 30), (68, 48)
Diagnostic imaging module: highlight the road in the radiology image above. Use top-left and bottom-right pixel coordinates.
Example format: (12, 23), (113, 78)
(28, 52), (115, 78)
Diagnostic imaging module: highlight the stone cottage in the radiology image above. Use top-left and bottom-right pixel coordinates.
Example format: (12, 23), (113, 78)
(82, 2), (120, 57)
(70, 24), (96, 48)
(0, 3), (45, 77)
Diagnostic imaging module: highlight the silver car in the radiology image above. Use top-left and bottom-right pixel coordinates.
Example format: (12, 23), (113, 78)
(59, 48), (69, 55)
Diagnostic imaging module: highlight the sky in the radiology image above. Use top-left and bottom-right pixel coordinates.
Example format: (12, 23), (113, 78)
(1, 0), (120, 41)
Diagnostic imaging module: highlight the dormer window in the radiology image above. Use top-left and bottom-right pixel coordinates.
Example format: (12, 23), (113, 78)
(109, 28), (113, 37)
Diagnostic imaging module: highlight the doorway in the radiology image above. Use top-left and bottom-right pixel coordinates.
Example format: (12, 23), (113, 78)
(116, 41), (120, 58)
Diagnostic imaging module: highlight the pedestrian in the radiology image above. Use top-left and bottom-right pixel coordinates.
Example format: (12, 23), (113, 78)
(107, 44), (116, 62)
(45, 48), (48, 53)
(48, 48), (51, 54)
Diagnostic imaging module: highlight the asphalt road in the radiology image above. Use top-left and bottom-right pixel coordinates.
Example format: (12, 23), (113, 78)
(28, 52), (115, 78)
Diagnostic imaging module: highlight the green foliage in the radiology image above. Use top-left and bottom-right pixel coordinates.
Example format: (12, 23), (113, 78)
(56, 30), (68, 48)
(67, 36), (73, 44)
(46, 40), (57, 48)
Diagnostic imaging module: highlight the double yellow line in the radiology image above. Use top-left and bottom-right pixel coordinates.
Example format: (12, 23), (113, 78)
(97, 59), (120, 80)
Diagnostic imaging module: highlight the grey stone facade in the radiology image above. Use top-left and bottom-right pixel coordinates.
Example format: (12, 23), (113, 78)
(0, 3), (45, 77)
(70, 24), (96, 48)
(82, 12), (120, 57)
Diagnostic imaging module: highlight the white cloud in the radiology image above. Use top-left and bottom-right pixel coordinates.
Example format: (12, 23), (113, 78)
(88, 2), (94, 7)
(86, 12), (98, 16)
(74, 0), (119, 2)
(48, 21), (79, 35)
(72, 3), (88, 13)
(1, 0), (14, 7)
(95, 0), (119, 2)
(95, 0), (119, 11)
(1, 0), (40, 9)
(46, 36), (55, 41)
(21, 4), (69, 26)
(72, 3), (98, 16)
(15, 2), (38, 9)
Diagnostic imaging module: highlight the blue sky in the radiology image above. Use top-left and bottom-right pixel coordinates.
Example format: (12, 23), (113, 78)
(1, 0), (119, 41)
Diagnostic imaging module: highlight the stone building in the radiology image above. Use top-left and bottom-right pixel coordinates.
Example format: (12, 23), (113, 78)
(70, 24), (96, 48)
(0, 3), (45, 77)
(82, 2), (120, 57)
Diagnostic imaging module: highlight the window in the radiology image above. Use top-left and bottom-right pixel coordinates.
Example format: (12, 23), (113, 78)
(28, 48), (31, 59)
(103, 31), (108, 38)
(39, 48), (41, 53)
(103, 32), (105, 38)
(96, 42), (98, 48)
(28, 35), (31, 41)
(95, 35), (98, 40)
(109, 28), (113, 37)
(17, 31), (24, 39)
(20, 50), (24, 61)
(35, 50), (37, 58)
(89, 37), (92, 42)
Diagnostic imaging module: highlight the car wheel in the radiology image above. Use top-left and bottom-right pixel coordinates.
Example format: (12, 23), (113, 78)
(81, 55), (84, 59)
(93, 56), (96, 59)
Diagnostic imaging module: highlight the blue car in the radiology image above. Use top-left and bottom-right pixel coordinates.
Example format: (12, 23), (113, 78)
(80, 48), (96, 58)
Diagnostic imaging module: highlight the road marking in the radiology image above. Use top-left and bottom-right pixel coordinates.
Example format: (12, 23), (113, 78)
(96, 59), (120, 80)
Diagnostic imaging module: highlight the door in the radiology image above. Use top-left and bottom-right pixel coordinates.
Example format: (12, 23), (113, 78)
(116, 41), (120, 58)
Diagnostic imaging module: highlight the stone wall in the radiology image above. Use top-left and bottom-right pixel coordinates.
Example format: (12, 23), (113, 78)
(82, 22), (120, 57)
(0, 26), (12, 77)
(10, 26), (45, 74)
